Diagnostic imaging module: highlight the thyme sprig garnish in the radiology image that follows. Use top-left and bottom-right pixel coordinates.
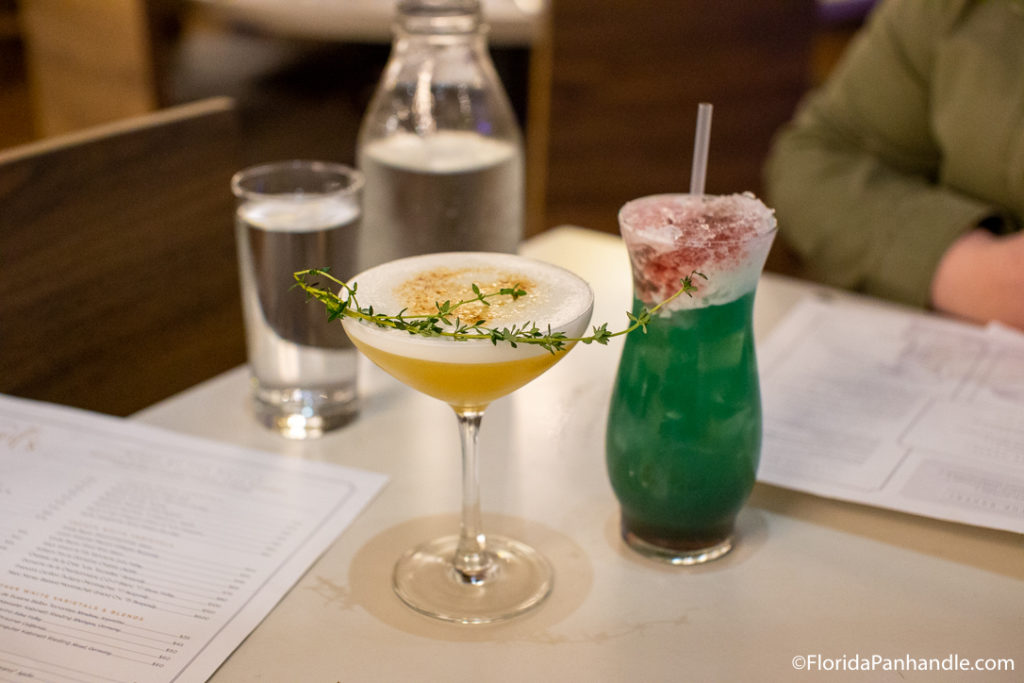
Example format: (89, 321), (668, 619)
(292, 268), (706, 354)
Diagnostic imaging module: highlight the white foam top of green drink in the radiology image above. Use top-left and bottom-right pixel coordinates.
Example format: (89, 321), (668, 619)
(342, 252), (594, 363)
(618, 193), (777, 310)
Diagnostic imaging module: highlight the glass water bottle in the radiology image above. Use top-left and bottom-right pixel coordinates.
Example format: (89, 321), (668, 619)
(357, 0), (525, 270)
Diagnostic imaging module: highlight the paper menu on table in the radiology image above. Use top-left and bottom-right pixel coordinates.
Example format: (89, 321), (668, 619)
(0, 395), (387, 683)
(757, 296), (1024, 534)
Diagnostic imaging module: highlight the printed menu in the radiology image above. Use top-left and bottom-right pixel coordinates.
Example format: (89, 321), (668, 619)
(0, 395), (386, 682)
(758, 296), (1024, 534)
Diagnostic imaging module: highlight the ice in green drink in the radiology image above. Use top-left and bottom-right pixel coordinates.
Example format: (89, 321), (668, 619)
(606, 193), (776, 564)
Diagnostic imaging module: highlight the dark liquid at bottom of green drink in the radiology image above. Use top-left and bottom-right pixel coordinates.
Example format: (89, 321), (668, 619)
(606, 290), (761, 550)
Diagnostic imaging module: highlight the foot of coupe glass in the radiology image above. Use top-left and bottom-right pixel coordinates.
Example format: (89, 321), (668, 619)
(393, 534), (553, 624)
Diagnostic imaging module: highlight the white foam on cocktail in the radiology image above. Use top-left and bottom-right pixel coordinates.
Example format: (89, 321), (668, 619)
(618, 192), (777, 311)
(341, 252), (594, 363)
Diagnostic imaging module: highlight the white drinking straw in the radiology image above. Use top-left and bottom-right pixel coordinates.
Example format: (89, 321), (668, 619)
(689, 102), (713, 196)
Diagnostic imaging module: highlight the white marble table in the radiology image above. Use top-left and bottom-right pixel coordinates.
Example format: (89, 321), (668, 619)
(136, 227), (1023, 681)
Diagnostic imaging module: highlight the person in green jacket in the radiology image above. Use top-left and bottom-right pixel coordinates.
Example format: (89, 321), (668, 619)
(764, 0), (1023, 330)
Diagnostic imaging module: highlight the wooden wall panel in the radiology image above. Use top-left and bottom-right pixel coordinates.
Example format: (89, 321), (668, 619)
(544, 1), (815, 235)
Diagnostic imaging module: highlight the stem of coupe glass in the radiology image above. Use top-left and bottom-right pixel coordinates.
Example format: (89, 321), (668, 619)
(453, 408), (492, 583)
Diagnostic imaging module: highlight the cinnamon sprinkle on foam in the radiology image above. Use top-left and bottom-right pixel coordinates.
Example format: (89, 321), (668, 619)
(394, 267), (537, 325)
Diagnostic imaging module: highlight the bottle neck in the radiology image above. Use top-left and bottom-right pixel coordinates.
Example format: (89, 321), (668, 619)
(395, 0), (483, 37)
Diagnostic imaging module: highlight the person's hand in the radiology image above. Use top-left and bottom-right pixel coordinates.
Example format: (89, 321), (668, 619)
(930, 229), (1024, 330)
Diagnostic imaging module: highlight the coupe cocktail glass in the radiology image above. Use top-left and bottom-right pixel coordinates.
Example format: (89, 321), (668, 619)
(341, 252), (594, 623)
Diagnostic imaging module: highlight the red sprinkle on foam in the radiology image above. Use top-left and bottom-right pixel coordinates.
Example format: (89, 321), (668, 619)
(619, 194), (774, 303)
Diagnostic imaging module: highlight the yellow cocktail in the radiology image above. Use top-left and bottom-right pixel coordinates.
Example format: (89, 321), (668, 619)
(340, 252), (593, 623)
(345, 343), (570, 409)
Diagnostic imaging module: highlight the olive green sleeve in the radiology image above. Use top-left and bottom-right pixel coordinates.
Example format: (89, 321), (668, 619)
(763, 0), (1003, 307)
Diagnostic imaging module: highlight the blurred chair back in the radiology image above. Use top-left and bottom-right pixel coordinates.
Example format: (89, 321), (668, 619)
(0, 97), (246, 416)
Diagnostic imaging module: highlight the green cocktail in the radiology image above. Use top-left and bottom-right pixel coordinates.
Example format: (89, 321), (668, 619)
(606, 193), (776, 564)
